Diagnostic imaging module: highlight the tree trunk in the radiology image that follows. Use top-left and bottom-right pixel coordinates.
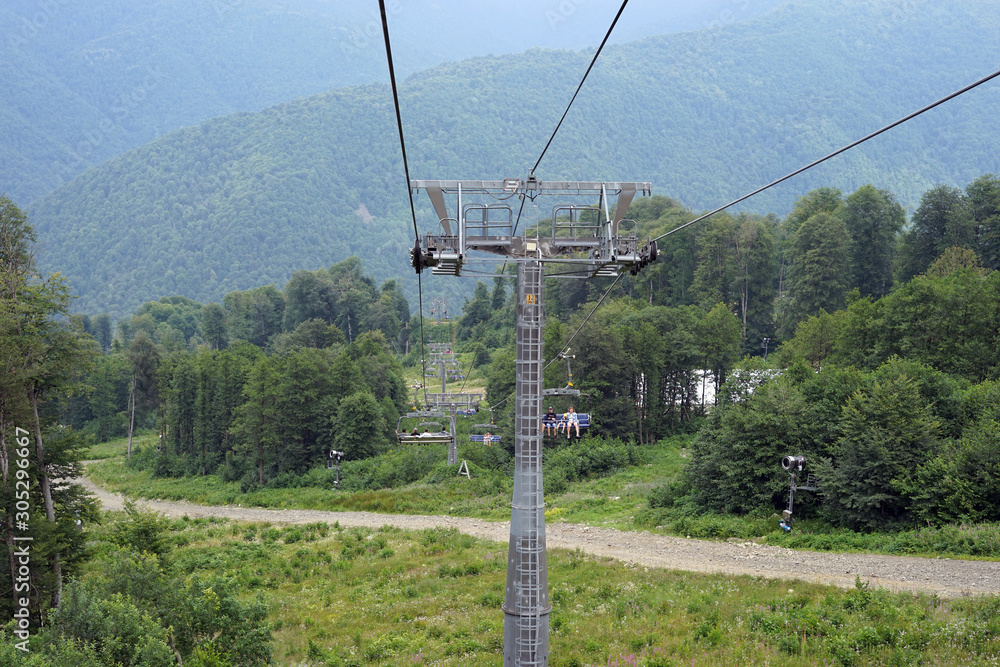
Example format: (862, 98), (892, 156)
(127, 375), (136, 459)
(1, 423), (19, 617)
(30, 391), (60, 607)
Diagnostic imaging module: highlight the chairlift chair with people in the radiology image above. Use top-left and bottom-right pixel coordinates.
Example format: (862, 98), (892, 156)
(542, 350), (593, 438)
(470, 409), (501, 446)
(396, 410), (454, 445)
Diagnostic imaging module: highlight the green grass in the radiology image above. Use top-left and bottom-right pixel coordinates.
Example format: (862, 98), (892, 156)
(84, 435), (685, 522)
(85, 455), (515, 517)
(84, 434), (1000, 560)
(543, 438), (690, 529)
(81, 515), (1000, 666)
(83, 432), (159, 460)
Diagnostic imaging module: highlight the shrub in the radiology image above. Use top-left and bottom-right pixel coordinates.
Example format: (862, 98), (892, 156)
(545, 437), (645, 486)
(106, 499), (172, 559)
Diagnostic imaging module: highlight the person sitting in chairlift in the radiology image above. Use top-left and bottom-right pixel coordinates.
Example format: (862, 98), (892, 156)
(566, 406), (580, 439)
(542, 407), (557, 436)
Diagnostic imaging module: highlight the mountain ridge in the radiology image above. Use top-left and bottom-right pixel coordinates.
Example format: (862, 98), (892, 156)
(25, 0), (1000, 318)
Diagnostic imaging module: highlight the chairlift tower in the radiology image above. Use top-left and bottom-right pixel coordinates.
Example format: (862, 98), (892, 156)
(411, 177), (654, 667)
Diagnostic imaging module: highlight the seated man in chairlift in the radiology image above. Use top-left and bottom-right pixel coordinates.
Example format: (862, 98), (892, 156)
(542, 406), (558, 436)
(566, 406), (581, 439)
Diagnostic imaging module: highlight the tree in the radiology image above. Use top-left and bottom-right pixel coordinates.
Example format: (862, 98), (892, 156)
(698, 302), (743, 403)
(620, 312), (666, 444)
(270, 318), (345, 354)
(332, 391), (388, 460)
(898, 184), (969, 280)
(223, 285), (284, 348)
(282, 269), (337, 331)
(274, 348), (340, 472)
(328, 257), (378, 342)
(731, 214), (777, 351)
(782, 187), (844, 238)
(165, 354), (197, 458)
(572, 300), (636, 436)
(0, 195), (96, 616)
(966, 174), (1000, 270)
(773, 308), (846, 369)
(776, 188), (843, 318)
(457, 281), (491, 341)
(199, 302), (228, 350)
(840, 185), (905, 298)
(348, 331), (408, 414)
(781, 212), (850, 335)
(86, 354), (130, 441)
(925, 246), (985, 277)
(692, 215), (738, 312)
(817, 371), (941, 530)
(126, 332), (161, 459)
(92, 313), (113, 353)
(692, 214), (776, 352)
(686, 359), (810, 514)
(231, 357), (282, 487)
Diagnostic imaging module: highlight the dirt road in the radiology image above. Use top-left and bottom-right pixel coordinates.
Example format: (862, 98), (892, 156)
(80, 476), (1000, 599)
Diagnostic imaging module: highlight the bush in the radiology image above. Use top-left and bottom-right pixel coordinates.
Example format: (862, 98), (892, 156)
(340, 445), (446, 492)
(905, 420), (1000, 524)
(647, 478), (689, 510)
(48, 583), (175, 667)
(545, 437), (645, 487)
(106, 499), (172, 559)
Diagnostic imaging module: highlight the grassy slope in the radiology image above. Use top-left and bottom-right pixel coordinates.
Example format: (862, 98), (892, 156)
(109, 516), (1000, 666)
(85, 429), (1000, 561)
(83, 429), (685, 523)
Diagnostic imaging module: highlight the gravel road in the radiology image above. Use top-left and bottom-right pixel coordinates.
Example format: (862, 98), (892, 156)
(79, 475), (1000, 599)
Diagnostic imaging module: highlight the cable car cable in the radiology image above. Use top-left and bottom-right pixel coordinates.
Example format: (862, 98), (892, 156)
(530, 0), (630, 175)
(379, 0), (428, 397)
(516, 65), (1000, 415)
(651, 64), (1000, 244)
(510, 1), (629, 236)
(487, 270), (626, 413)
(547, 272), (624, 371)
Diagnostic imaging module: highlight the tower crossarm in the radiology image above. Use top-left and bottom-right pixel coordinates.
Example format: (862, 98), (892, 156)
(409, 178), (655, 274)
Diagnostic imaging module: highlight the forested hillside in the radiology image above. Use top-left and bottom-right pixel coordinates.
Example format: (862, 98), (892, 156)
(25, 0), (1000, 318)
(0, 0), (782, 204)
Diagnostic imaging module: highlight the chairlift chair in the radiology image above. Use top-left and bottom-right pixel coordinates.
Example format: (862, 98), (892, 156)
(542, 350), (593, 438)
(396, 410), (453, 445)
(470, 409), (501, 446)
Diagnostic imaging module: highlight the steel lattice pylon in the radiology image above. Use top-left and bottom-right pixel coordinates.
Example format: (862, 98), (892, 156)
(503, 261), (550, 665)
(410, 178), (652, 666)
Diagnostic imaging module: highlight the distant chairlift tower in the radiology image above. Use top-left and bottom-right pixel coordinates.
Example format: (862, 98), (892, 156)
(410, 177), (656, 667)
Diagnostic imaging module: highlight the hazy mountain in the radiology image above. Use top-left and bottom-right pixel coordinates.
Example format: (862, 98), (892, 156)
(25, 0), (1000, 318)
(1, 0), (783, 204)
